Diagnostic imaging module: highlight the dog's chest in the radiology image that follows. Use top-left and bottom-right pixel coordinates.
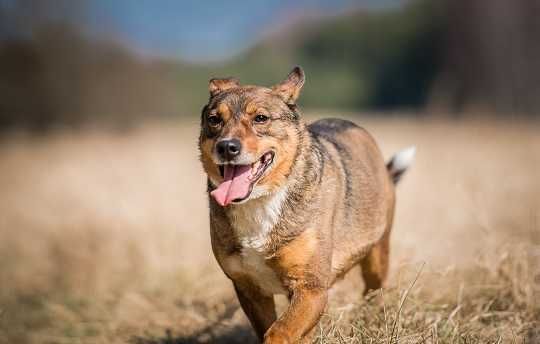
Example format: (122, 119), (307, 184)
(223, 189), (288, 295)
(229, 248), (286, 295)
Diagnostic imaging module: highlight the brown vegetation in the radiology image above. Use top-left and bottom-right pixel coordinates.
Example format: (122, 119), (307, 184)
(0, 116), (538, 343)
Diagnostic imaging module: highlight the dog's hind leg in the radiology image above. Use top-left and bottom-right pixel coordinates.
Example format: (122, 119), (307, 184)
(359, 228), (391, 295)
(359, 146), (412, 295)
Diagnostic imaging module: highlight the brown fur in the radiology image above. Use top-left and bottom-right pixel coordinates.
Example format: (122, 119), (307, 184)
(199, 67), (408, 343)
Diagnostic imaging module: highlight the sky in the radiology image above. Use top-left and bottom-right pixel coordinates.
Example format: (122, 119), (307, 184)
(83, 0), (405, 62)
(1, 0), (404, 62)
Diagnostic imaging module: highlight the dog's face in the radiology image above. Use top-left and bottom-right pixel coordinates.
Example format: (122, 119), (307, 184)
(199, 67), (305, 207)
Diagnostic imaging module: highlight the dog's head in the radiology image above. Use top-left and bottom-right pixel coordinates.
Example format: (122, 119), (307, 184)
(199, 67), (305, 207)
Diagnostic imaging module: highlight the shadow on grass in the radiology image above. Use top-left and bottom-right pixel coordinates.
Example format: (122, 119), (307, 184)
(130, 297), (258, 344)
(130, 326), (257, 344)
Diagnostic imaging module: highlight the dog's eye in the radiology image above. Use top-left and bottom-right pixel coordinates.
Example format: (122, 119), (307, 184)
(208, 115), (222, 126)
(254, 114), (269, 123)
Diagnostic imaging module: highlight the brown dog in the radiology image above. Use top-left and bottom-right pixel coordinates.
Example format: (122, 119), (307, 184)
(199, 67), (415, 343)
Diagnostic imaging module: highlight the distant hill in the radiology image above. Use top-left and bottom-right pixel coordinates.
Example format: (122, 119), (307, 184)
(172, 0), (446, 113)
(179, 0), (540, 116)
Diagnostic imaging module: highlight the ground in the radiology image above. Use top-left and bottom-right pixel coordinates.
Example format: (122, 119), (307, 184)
(0, 115), (538, 343)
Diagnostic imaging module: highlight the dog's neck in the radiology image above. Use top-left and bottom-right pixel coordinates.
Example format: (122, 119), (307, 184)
(226, 185), (290, 251)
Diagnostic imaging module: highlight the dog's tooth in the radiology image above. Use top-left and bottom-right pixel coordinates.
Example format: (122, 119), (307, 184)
(251, 161), (259, 176)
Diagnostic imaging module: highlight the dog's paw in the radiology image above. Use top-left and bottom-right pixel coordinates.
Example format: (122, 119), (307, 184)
(263, 327), (290, 344)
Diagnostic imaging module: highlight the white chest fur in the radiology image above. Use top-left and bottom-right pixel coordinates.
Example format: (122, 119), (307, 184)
(226, 248), (287, 295)
(224, 187), (288, 295)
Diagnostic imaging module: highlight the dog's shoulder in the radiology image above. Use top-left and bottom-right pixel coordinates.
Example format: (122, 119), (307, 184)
(308, 118), (380, 154)
(307, 118), (376, 151)
(308, 118), (363, 138)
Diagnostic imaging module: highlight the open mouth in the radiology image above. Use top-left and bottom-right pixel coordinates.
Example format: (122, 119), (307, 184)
(211, 151), (275, 206)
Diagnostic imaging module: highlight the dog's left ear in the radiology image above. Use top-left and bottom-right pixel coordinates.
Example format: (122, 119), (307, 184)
(272, 66), (305, 104)
(209, 77), (239, 97)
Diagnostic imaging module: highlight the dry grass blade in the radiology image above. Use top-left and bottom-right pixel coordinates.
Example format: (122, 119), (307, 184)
(388, 262), (425, 344)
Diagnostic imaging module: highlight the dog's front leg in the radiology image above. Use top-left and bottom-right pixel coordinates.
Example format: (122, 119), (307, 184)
(233, 280), (277, 342)
(264, 286), (327, 344)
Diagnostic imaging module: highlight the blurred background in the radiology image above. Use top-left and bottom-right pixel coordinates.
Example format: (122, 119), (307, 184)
(0, 1), (539, 343)
(1, 0), (539, 131)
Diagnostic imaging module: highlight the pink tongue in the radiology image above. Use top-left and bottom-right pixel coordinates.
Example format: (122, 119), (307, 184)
(210, 165), (252, 206)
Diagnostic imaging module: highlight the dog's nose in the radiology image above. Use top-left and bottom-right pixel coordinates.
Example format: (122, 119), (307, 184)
(216, 139), (242, 160)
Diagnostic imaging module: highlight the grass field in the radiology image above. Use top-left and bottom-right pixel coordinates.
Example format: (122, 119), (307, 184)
(0, 115), (538, 343)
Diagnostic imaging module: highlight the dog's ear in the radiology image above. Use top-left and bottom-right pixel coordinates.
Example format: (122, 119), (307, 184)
(272, 66), (305, 104)
(209, 77), (239, 97)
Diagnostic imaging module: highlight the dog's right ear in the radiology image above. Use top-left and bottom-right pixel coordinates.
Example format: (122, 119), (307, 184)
(209, 77), (239, 97)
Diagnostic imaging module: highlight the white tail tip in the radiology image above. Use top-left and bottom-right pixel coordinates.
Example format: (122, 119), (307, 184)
(393, 146), (416, 171)
(387, 146), (416, 184)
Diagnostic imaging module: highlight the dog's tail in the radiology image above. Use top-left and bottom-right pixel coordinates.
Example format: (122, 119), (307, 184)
(386, 146), (416, 184)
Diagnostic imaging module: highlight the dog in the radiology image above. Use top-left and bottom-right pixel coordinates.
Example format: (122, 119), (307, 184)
(199, 66), (415, 343)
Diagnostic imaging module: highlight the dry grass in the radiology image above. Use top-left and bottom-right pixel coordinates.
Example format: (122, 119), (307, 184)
(0, 115), (538, 344)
